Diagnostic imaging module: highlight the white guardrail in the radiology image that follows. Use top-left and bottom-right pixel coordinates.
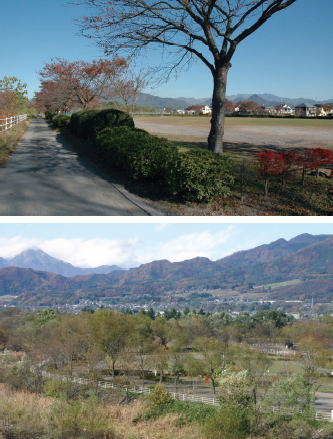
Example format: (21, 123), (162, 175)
(0, 114), (27, 132)
(39, 370), (219, 405)
(38, 370), (333, 420)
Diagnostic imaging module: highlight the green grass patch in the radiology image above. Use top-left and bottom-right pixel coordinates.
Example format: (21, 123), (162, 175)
(258, 279), (302, 290)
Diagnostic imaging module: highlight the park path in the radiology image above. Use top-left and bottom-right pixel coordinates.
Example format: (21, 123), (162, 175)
(0, 119), (162, 216)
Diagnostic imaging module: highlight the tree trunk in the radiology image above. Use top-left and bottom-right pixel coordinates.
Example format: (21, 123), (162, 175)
(208, 63), (231, 154)
(265, 178), (269, 197)
(211, 377), (216, 395)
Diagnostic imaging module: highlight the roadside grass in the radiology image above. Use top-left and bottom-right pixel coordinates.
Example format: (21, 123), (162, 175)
(0, 120), (30, 165)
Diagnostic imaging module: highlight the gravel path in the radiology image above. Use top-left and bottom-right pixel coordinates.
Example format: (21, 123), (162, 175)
(0, 119), (162, 216)
(135, 119), (333, 148)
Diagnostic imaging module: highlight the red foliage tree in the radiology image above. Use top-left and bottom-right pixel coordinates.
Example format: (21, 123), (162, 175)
(256, 151), (285, 196)
(301, 148), (333, 184)
(237, 101), (264, 115)
(280, 151), (303, 185)
(33, 80), (77, 113)
(225, 99), (236, 114)
(39, 58), (128, 111)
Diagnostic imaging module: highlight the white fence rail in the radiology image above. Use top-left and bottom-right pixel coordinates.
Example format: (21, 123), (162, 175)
(0, 114), (27, 132)
(38, 370), (333, 419)
(39, 370), (218, 405)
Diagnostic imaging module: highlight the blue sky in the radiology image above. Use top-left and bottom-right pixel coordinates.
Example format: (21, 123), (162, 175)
(0, 0), (332, 100)
(0, 223), (331, 268)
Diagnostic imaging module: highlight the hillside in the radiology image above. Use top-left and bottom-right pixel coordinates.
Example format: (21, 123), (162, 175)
(2, 249), (123, 277)
(0, 234), (332, 305)
(136, 93), (333, 109)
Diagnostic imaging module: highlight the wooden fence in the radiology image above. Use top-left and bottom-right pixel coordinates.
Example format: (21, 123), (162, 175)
(0, 114), (27, 132)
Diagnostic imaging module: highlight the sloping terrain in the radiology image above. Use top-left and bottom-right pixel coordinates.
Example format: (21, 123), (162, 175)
(5, 248), (123, 277)
(0, 234), (332, 305)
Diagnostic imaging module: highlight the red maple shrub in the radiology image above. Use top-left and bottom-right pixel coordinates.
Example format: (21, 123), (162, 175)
(256, 151), (285, 196)
(280, 151), (303, 185)
(302, 148), (333, 182)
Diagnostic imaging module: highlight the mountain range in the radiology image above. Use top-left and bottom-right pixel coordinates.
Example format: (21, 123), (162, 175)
(137, 92), (333, 109)
(0, 233), (332, 306)
(0, 249), (123, 277)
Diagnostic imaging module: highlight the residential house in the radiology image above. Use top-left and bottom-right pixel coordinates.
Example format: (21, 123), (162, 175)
(294, 103), (317, 118)
(315, 103), (333, 117)
(273, 104), (294, 116)
(185, 104), (212, 115)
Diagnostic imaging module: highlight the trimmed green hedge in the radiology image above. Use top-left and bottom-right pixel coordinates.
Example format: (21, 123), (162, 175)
(70, 109), (134, 139)
(96, 127), (179, 192)
(63, 109), (234, 202)
(52, 114), (71, 128)
(96, 127), (233, 201)
(44, 111), (57, 121)
(176, 149), (233, 201)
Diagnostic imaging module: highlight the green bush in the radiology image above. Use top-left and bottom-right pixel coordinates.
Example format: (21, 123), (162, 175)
(45, 111), (56, 121)
(70, 110), (99, 138)
(175, 149), (234, 202)
(52, 114), (70, 128)
(204, 406), (251, 439)
(96, 127), (179, 191)
(147, 384), (174, 406)
(86, 108), (134, 138)
(70, 109), (134, 139)
(48, 398), (116, 439)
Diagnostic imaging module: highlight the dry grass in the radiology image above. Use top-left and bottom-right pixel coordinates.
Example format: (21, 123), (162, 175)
(105, 401), (203, 439)
(0, 120), (30, 165)
(0, 385), (202, 439)
(0, 383), (52, 411)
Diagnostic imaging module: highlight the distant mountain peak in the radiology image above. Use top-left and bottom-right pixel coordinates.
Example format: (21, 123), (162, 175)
(5, 248), (123, 277)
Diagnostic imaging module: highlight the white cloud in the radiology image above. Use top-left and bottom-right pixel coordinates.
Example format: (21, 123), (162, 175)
(149, 226), (236, 262)
(155, 223), (169, 231)
(0, 236), (41, 259)
(0, 226), (237, 268)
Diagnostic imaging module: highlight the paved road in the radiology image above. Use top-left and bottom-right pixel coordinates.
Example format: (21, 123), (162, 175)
(0, 119), (162, 216)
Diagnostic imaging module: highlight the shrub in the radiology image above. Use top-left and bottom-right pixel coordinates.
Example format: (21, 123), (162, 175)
(86, 108), (134, 138)
(204, 406), (252, 439)
(48, 398), (116, 439)
(70, 110), (99, 138)
(148, 384), (174, 407)
(52, 114), (70, 128)
(96, 127), (179, 191)
(175, 149), (234, 202)
(45, 111), (57, 121)
(70, 109), (134, 139)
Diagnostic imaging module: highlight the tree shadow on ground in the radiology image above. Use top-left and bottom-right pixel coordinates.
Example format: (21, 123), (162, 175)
(174, 139), (312, 156)
(55, 129), (174, 204)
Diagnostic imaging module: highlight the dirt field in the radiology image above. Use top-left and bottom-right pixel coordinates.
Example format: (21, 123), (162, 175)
(134, 116), (333, 149)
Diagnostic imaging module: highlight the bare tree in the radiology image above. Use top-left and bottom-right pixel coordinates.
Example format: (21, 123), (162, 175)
(112, 68), (153, 113)
(79, 0), (298, 153)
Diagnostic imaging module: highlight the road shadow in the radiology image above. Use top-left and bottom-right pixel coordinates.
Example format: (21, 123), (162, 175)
(55, 129), (175, 203)
(174, 139), (313, 155)
(0, 119), (156, 216)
